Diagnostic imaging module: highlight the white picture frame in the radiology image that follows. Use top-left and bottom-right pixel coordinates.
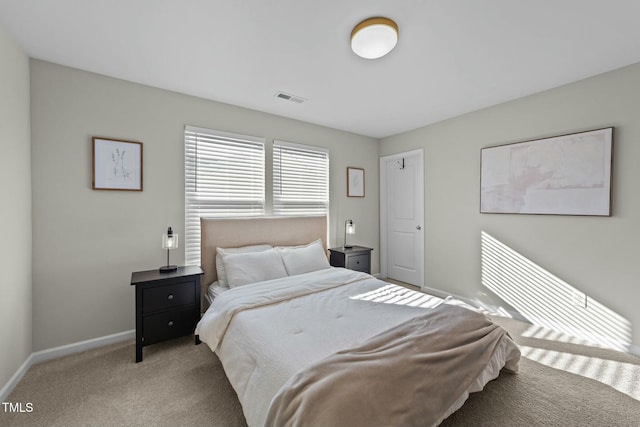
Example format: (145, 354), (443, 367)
(480, 127), (613, 216)
(92, 137), (143, 191)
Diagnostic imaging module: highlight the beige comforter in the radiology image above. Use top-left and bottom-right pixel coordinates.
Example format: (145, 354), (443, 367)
(265, 302), (519, 427)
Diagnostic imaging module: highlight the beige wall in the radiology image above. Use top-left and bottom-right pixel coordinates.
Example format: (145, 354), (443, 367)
(0, 24), (32, 386)
(380, 63), (640, 352)
(23, 49), (640, 356)
(30, 60), (379, 351)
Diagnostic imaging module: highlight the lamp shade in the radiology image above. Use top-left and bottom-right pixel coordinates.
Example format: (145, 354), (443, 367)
(346, 220), (355, 235)
(351, 17), (398, 59)
(162, 227), (179, 250)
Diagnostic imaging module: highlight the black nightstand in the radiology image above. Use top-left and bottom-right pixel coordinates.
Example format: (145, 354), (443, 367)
(329, 246), (373, 274)
(130, 265), (203, 362)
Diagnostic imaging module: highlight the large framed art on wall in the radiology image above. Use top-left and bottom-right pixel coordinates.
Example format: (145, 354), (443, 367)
(480, 127), (613, 216)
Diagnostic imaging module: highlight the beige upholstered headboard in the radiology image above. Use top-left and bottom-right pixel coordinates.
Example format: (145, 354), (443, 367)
(200, 215), (328, 311)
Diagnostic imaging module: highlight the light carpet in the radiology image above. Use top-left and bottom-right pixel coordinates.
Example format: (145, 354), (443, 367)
(2, 316), (639, 427)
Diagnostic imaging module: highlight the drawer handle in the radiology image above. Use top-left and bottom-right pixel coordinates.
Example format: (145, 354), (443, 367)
(168, 321), (174, 327)
(167, 294), (174, 300)
(356, 261), (360, 264)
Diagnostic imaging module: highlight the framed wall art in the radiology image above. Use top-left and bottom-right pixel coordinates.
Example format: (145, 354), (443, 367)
(480, 127), (613, 216)
(92, 137), (143, 191)
(347, 167), (365, 197)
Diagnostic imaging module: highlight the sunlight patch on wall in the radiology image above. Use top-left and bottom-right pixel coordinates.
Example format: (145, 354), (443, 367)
(481, 231), (631, 352)
(520, 345), (640, 401)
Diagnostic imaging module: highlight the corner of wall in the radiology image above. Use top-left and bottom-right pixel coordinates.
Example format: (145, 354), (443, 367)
(0, 21), (33, 396)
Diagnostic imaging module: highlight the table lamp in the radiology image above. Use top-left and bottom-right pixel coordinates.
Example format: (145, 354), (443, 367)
(344, 219), (355, 249)
(160, 226), (178, 273)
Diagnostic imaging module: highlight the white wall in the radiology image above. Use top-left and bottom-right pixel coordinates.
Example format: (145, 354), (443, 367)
(30, 60), (379, 351)
(0, 24), (32, 387)
(380, 63), (640, 352)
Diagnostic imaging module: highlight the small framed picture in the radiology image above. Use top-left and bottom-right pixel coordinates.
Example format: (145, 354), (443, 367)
(347, 167), (365, 197)
(92, 137), (143, 191)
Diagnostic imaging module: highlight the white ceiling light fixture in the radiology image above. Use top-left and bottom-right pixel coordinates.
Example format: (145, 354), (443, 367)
(350, 17), (399, 59)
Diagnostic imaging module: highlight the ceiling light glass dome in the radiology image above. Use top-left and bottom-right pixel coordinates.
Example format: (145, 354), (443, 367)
(351, 17), (398, 59)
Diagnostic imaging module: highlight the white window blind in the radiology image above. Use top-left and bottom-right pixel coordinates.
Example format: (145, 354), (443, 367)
(273, 140), (329, 216)
(185, 126), (265, 265)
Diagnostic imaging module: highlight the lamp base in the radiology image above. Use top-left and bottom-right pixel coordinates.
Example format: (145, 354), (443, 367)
(159, 265), (178, 273)
(343, 245), (353, 249)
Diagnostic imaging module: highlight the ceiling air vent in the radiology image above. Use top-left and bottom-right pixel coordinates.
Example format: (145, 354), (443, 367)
(275, 91), (306, 104)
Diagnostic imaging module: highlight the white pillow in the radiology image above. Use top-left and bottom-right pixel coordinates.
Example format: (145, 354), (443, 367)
(276, 239), (330, 276)
(223, 248), (288, 288)
(216, 244), (272, 287)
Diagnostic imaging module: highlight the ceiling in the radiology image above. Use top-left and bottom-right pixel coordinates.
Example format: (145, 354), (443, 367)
(1, 1), (640, 139)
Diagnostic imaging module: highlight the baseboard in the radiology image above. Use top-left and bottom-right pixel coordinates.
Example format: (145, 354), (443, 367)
(29, 330), (134, 365)
(0, 329), (134, 401)
(0, 353), (35, 402)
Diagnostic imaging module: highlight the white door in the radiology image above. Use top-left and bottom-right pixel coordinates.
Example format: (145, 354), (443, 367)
(380, 150), (424, 287)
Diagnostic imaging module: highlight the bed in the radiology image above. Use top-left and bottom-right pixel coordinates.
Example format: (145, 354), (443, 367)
(195, 216), (521, 427)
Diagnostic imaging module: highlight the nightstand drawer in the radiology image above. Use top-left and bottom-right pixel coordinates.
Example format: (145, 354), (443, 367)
(143, 307), (196, 345)
(347, 254), (370, 272)
(142, 281), (195, 313)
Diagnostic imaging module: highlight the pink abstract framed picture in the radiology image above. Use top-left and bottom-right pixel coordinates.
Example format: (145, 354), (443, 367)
(480, 127), (612, 216)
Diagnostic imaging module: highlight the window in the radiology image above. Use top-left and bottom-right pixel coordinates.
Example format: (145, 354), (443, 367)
(184, 126), (265, 265)
(273, 140), (329, 216)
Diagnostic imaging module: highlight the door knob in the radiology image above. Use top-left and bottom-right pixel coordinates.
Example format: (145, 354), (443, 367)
(416, 225), (422, 230)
